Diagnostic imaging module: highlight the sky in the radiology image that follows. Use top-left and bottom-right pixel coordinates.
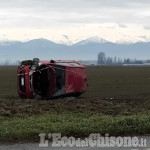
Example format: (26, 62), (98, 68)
(0, 0), (150, 44)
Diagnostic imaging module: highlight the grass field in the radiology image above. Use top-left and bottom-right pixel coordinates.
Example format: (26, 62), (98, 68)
(0, 66), (150, 142)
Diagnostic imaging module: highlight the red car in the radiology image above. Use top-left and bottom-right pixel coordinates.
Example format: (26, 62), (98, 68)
(17, 58), (87, 99)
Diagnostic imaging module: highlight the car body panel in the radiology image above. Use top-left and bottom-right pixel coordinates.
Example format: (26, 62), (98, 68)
(65, 67), (87, 94)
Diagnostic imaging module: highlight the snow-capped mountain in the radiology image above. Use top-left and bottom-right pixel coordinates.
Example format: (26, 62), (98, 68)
(74, 36), (109, 45)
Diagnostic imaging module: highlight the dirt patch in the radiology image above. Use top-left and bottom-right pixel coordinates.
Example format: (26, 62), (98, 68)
(0, 96), (150, 117)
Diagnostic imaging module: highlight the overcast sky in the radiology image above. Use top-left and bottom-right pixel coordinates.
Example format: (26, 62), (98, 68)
(0, 0), (150, 44)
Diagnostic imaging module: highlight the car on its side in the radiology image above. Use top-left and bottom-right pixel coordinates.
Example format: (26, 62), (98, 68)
(17, 58), (87, 99)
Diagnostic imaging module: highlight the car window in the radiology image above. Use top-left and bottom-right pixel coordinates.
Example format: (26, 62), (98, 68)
(56, 62), (80, 66)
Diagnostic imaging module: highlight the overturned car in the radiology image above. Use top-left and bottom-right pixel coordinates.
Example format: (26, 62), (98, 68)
(17, 58), (87, 99)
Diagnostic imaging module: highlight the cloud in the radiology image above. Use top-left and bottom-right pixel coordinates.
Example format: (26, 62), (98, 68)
(138, 35), (150, 41)
(0, 0), (150, 28)
(144, 26), (150, 30)
(118, 24), (127, 28)
(0, 0), (150, 43)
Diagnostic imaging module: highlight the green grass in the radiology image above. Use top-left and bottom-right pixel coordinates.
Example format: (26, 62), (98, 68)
(0, 113), (150, 142)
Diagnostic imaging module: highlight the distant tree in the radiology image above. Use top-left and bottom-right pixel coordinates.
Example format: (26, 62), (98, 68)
(124, 58), (131, 64)
(106, 57), (113, 64)
(117, 58), (123, 64)
(97, 52), (106, 65)
(113, 56), (117, 64)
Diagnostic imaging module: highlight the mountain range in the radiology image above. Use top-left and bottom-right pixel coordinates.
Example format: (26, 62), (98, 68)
(0, 37), (150, 62)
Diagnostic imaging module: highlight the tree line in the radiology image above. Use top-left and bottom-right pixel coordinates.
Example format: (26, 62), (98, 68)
(97, 52), (144, 65)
